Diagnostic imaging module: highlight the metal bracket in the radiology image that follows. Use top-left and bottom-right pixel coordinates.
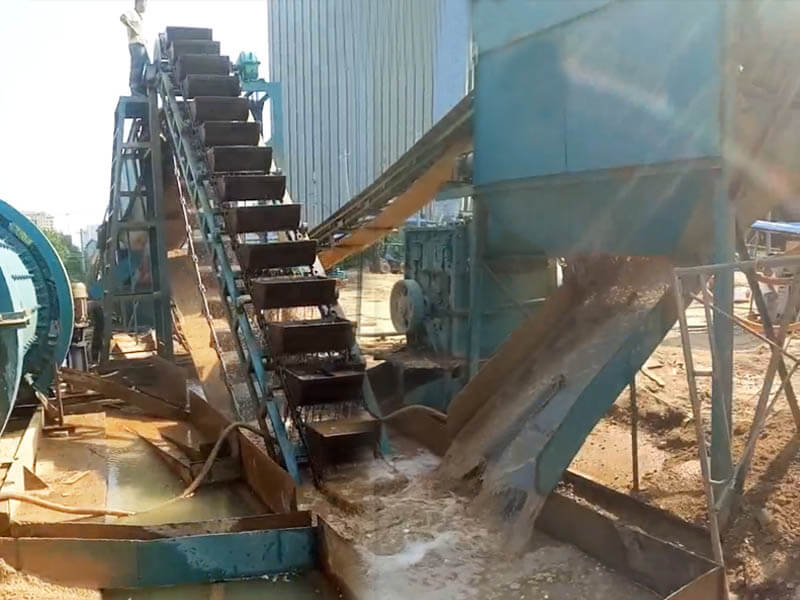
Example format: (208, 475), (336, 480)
(0, 310), (30, 328)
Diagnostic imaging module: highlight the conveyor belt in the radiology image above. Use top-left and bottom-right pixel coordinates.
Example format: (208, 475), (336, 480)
(310, 93), (474, 269)
(155, 26), (384, 483)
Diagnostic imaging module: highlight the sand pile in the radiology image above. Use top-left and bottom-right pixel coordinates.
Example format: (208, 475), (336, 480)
(0, 560), (100, 600)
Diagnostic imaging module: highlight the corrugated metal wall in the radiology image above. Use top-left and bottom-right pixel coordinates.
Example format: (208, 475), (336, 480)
(268, 0), (470, 227)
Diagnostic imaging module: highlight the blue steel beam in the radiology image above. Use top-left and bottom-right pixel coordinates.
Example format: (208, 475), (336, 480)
(708, 0), (739, 491)
(532, 294), (676, 496)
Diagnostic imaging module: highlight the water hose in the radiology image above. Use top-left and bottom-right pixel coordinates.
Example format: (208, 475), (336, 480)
(0, 492), (133, 517)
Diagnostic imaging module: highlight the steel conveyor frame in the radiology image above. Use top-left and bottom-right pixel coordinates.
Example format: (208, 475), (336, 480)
(311, 93), (474, 268)
(154, 42), (301, 481)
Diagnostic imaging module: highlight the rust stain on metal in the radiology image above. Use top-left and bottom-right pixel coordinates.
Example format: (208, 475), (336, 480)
(60, 369), (185, 421)
(317, 518), (367, 600)
(188, 392), (296, 513)
(319, 135), (472, 270)
(97, 356), (189, 408)
(10, 512), (312, 540)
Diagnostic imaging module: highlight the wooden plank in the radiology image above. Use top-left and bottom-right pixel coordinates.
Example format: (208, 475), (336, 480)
(0, 425), (26, 534)
(60, 368), (186, 420)
(1, 411), (43, 524)
(10, 511), (312, 540)
(0, 427), (25, 464)
(13, 410), (41, 469)
(13, 413), (108, 525)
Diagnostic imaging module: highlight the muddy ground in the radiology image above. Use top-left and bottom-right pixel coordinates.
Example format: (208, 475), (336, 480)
(592, 320), (800, 600)
(301, 438), (658, 600)
(339, 271), (800, 600)
(0, 560), (100, 600)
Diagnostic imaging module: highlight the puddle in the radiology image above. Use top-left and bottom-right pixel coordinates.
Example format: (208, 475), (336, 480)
(102, 428), (264, 525)
(103, 571), (337, 599)
(95, 422), (340, 598)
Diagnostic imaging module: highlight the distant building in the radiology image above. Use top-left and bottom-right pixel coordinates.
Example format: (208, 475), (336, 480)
(79, 225), (100, 251)
(22, 211), (55, 231)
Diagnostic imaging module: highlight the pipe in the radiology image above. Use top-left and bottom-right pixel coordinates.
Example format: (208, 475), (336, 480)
(674, 253), (800, 275)
(630, 380), (639, 492)
(0, 492), (133, 517)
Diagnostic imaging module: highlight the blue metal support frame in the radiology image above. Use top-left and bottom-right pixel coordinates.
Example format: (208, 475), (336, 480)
(242, 80), (286, 173)
(461, 0), (739, 512)
(101, 94), (173, 361)
(467, 201), (483, 378)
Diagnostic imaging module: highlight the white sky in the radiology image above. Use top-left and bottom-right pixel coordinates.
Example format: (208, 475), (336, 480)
(0, 0), (268, 242)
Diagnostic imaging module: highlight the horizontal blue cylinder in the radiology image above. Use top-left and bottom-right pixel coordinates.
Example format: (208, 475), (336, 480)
(0, 199), (73, 432)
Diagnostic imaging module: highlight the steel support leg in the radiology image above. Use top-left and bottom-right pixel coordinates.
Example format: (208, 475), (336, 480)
(467, 198), (485, 378)
(147, 88), (174, 359)
(267, 84), (285, 171)
(710, 186), (734, 487)
(673, 274), (728, 581)
(630, 379), (639, 492)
